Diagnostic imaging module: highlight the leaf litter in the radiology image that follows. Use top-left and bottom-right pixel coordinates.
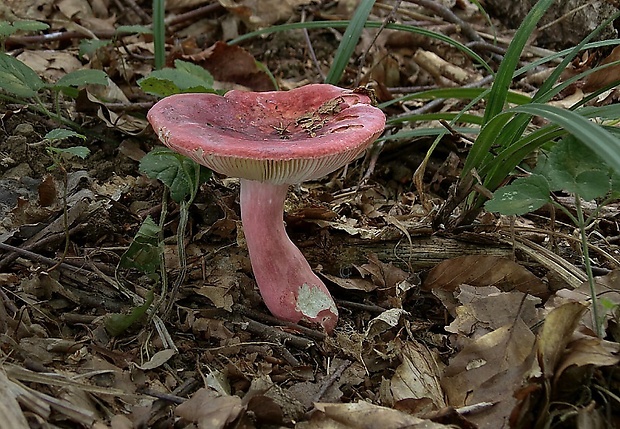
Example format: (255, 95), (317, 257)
(0, 0), (619, 428)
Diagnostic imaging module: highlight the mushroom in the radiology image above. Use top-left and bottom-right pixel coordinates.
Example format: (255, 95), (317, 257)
(147, 84), (385, 333)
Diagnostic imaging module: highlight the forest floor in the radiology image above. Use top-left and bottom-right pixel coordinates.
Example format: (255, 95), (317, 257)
(1, 1), (620, 428)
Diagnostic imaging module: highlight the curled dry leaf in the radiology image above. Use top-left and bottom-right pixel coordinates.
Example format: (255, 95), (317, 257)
(441, 319), (537, 429)
(313, 401), (451, 429)
(537, 301), (588, 378)
(423, 255), (548, 315)
(175, 388), (244, 429)
(446, 285), (542, 338)
(390, 341), (446, 410)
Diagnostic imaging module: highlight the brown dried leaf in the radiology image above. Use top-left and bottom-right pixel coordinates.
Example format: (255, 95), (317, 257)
(390, 341), (446, 410)
(175, 389), (244, 429)
(583, 45), (620, 92)
(195, 286), (234, 311)
(442, 319), (537, 429)
(538, 302), (587, 378)
(424, 255), (548, 314)
(555, 337), (620, 379)
(446, 285), (542, 338)
(189, 41), (275, 91)
(313, 401), (451, 428)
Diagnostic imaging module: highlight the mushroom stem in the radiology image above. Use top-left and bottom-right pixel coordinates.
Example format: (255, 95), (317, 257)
(239, 178), (338, 332)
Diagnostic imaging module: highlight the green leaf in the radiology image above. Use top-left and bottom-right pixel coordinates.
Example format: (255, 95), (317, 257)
(0, 52), (46, 98)
(138, 61), (215, 97)
(0, 21), (16, 37)
(325, 0), (376, 84)
(119, 216), (163, 274)
(105, 290), (154, 337)
(486, 174), (551, 215)
(55, 69), (108, 88)
(78, 39), (111, 58)
(44, 128), (86, 141)
(137, 76), (181, 97)
(11, 20), (49, 32)
(511, 104), (620, 175)
(545, 135), (611, 200)
(139, 147), (211, 203)
(173, 59), (214, 86)
(483, 0), (554, 123)
(47, 146), (90, 159)
(115, 25), (152, 35)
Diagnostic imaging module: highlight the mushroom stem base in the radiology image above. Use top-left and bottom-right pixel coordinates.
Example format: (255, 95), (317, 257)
(239, 178), (338, 333)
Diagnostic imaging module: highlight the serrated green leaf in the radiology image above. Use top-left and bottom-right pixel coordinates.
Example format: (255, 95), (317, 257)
(45, 128), (86, 141)
(115, 25), (152, 35)
(486, 174), (551, 215)
(55, 69), (108, 88)
(48, 146), (90, 159)
(138, 61), (215, 97)
(0, 52), (45, 98)
(78, 39), (111, 58)
(137, 76), (181, 97)
(12, 20), (49, 32)
(105, 290), (154, 337)
(119, 216), (162, 274)
(173, 60), (214, 86)
(0, 21), (16, 37)
(546, 135), (611, 200)
(139, 147), (211, 203)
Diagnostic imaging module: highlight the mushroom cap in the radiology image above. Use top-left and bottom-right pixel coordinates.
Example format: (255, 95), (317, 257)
(147, 84), (386, 184)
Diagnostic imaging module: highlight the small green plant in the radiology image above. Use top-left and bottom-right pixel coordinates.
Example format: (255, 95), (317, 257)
(486, 136), (620, 337)
(0, 20), (49, 51)
(138, 59), (218, 97)
(0, 52), (108, 130)
(43, 129), (90, 169)
(108, 147), (210, 336)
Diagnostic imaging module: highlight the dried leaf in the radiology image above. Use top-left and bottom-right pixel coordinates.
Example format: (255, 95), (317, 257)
(538, 302), (587, 378)
(175, 389), (244, 429)
(442, 319), (537, 429)
(314, 401), (450, 428)
(390, 341), (446, 409)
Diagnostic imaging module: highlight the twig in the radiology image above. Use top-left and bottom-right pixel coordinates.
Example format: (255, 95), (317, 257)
(409, 0), (483, 43)
(240, 318), (316, 350)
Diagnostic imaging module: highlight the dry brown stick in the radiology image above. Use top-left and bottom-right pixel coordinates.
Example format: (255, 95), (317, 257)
(5, 3), (223, 48)
(408, 0), (483, 43)
(240, 317), (317, 350)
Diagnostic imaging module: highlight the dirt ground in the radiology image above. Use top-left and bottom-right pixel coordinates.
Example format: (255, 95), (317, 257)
(1, 1), (620, 428)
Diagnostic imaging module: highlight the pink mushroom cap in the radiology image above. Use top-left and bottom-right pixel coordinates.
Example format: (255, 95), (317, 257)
(146, 84), (386, 184)
(147, 84), (386, 333)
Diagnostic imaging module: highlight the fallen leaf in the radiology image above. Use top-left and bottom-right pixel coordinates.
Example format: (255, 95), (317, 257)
(314, 401), (450, 428)
(136, 349), (176, 370)
(424, 255), (548, 315)
(538, 302), (587, 378)
(188, 41), (275, 91)
(442, 319), (537, 429)
(175, 389), (244, 429)
(390, 341), (446, 409)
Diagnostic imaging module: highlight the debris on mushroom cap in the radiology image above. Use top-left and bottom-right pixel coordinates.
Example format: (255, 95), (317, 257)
(147, 84), (386, 184)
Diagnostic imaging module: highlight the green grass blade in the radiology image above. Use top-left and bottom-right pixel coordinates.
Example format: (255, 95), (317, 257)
(379, 87), (530, 109)
(533, 11), (620, 103)
(377, 126), (479, 142)
(325, 0), (375, 84)
(229, 21), (492, 76)
(511, 104), (620, 173)
(387, 112), (484, 126)
(152, 0), (166, 69)
(483, 0), (554, 124)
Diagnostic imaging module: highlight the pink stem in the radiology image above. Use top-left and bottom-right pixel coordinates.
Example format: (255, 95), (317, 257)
(239, 178), (338, 332)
